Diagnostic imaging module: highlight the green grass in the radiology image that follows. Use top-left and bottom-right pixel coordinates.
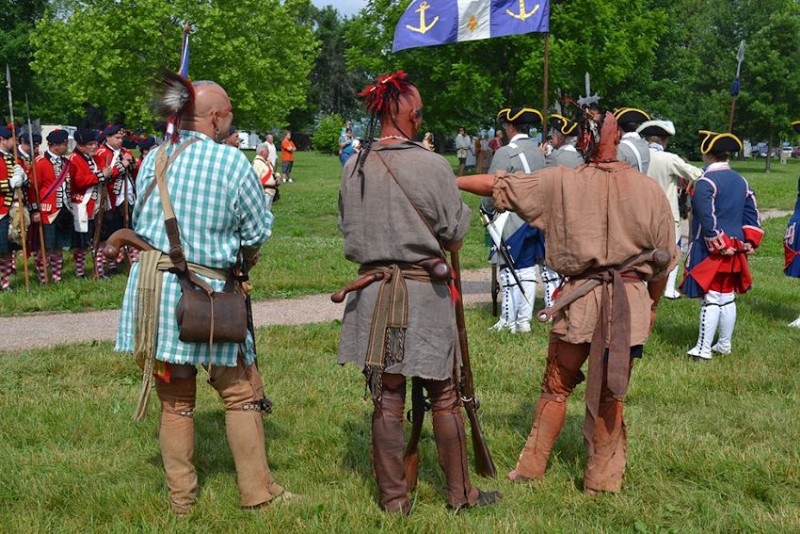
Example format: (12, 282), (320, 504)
(1, 216), (799, 531)
(0, 151), (491, 315)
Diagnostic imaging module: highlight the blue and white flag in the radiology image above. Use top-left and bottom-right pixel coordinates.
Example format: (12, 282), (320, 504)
(392, 0), (550, 53)
(179, 28), (190, 78)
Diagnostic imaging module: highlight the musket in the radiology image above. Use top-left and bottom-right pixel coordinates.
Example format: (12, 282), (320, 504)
(5, 65), (29, 292)
(451, 250), (497, 478)
(237, 248), (272, 414)
(479, 208), (532, 307)
(92, 152), (115, 279)
(25, 94), (47, 283)
(403, 376), (429, 492)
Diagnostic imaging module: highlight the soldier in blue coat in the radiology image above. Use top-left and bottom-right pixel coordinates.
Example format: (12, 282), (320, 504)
(784, 120), (800, 327)
(682, 131), (763, 359)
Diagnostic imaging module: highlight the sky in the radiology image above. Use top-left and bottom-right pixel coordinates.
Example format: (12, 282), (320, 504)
(311, 0), (367, 17)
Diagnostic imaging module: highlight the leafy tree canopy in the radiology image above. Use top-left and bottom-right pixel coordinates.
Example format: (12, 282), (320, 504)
(31, 0), (318, 132)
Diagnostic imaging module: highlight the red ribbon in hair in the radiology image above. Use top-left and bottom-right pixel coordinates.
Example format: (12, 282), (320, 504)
(358, 70), (413, 115)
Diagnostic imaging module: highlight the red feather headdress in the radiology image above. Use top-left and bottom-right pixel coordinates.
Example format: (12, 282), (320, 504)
(358, 70), (414, 115)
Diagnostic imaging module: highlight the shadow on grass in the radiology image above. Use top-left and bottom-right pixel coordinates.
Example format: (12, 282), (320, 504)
(746, 295), (800, 324)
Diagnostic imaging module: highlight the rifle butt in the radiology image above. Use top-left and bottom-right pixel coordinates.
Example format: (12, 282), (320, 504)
(403, 451), (420, 493)
(403, 376), (426, 492)
(465, 403), (497, 478)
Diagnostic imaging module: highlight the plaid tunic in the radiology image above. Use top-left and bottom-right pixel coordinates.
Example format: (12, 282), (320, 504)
(115, 130), (272, 366)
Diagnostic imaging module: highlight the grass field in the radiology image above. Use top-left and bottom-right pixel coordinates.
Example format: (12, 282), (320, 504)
(0, 153), (799, 531)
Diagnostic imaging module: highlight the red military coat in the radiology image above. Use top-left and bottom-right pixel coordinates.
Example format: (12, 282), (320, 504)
(94, 144), (133, 208)
(0, 151), (13, 219)
(34, 151), (70, 224)
(69, 149), (104, 219)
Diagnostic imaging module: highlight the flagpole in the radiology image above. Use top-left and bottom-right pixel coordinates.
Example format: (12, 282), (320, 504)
(542, 33), (550, 135)
(728, 40), (745, 133)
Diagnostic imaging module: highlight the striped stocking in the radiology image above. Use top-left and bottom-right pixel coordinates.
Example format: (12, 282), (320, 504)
(0, 256), (12, 289)
(35, 250), (47, 284)
(49, 251), (64, 282)
(73, 249), (87, 278)
(94, 247), (105, 277)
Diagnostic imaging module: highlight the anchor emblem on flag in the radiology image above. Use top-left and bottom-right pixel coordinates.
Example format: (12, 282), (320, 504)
(406, 1), (439, 34)
(506, 0), (540, 21)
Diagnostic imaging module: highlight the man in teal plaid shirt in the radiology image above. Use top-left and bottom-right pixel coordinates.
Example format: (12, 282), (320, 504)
(115, 79), (287, 514)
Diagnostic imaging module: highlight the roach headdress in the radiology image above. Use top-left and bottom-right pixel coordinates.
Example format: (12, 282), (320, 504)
(353, 70), (416, 197)
(358, 70), (414, 117)
(150, 69), (195, 143)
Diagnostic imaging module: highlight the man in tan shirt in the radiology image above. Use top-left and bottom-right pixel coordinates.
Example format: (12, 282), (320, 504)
(458, 109), (678, 495)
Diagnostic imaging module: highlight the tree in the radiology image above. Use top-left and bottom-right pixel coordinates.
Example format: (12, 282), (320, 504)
(0, 0), (47, 120)
(344, 0), (666, 140)
(31, 0), (318, 131)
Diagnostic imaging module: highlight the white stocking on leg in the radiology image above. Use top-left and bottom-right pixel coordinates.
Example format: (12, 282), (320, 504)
(712, 293), (736, 354)
(664, 265), (681, 299)
(513, 266), (537, 333)
(490, 268), (513, 331)
(687, 291), (723, 359)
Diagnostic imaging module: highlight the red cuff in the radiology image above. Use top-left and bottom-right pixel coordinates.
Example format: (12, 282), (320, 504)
(705, 231), (733, 254)
(742, 225), (764, 247)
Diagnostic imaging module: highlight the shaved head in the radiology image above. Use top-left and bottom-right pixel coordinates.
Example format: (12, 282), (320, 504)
(183, 80), (233, 142)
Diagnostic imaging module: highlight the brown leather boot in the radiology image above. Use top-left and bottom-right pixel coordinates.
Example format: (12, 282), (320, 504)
(584, 398), (627, 494)
(427, 379), (484, 509)
(371, 374), (411, 514)
(156, 375), (198, 515)
(508, 397), (567, 481)
(209, 358), (284, 508)
(510, 339), (587, 482)
(226, 409), (285, 507)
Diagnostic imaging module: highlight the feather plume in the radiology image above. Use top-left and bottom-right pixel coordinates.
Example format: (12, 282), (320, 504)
(150, 69), (195, 143)
(150, 69), (194, 118)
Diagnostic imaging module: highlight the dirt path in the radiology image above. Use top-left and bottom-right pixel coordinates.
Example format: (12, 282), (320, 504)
(0, 268), (495, 353)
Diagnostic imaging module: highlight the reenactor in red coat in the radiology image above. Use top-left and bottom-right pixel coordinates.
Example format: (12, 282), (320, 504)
(33, 129), (73, 282)
(68, 128), (107, 278)
(0, 125), (29, 290)
(93, 124), (135, 275)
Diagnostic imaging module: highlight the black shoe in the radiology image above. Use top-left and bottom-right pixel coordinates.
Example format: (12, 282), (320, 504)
(447, 490), (501, 513)
(107, 267), (119, 276)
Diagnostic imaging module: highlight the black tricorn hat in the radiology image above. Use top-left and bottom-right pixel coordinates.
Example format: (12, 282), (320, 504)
(497, 107), (544, 127)
(793, 120), (800, 134)
(613, 107), (651, 127)
(700, 131), (743, 155)
(548, 114), (577, 136)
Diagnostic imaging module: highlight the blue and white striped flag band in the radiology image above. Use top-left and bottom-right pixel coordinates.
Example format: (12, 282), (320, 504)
(393, 0), (550, 53)
(179, 28), (190, 78)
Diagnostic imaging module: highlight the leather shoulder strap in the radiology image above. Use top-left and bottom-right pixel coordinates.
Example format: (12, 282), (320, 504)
(138, 138), (200, 209)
